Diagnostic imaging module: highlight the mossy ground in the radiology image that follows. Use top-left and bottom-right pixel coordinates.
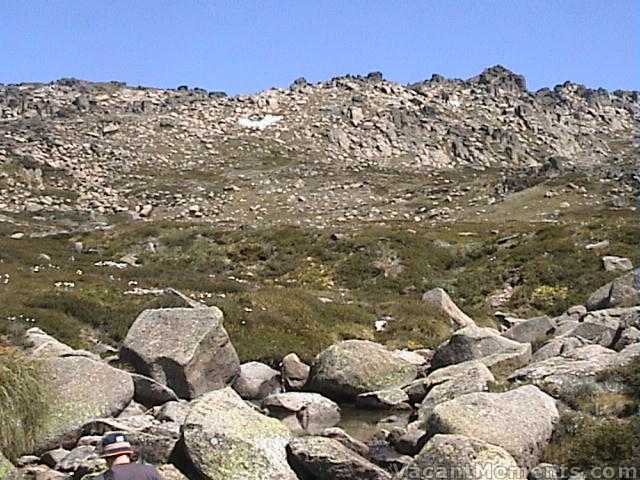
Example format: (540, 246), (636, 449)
(0, 201), (638, 363)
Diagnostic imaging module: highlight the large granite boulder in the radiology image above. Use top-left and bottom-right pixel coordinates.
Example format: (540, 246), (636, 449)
(232, 361), (281, 400)
(120, 307), (240, 399)
(502, 316), (556, 347)
(262, 392), (341, 435)
(36, 356), (134, 451)
(182, 387), (297, 480)
(426, 385), (559, 470)
(586, 269), (639, 311)
(308, 340), (417, 400)
(415, 360), (494, 426)
(422, 288), (476, 328)
(287, 436), (391, 480)
(398, 434), (525, 480)
(431, 326), (531, 376)
(509, 344), (640, 402)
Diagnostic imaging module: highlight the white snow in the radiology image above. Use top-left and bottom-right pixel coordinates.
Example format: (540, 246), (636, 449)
(238, 114), (283, 130)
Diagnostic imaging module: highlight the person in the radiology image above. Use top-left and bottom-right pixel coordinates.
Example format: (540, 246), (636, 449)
(93, 433), (163, 480)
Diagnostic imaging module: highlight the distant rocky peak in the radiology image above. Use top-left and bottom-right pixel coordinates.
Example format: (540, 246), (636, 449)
(470, 64), (527, 92)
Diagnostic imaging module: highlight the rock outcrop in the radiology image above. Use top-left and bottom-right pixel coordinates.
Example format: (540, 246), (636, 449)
(509, 344), (640, 402)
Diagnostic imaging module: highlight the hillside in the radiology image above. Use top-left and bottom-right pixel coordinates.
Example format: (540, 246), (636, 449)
(0, 66), (639, 480)
(0, 65), (638, 359)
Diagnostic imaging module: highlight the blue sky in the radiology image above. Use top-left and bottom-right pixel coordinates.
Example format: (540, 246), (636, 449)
(0, 1), (637, 94)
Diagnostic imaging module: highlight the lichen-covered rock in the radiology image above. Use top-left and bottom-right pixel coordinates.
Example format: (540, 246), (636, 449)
(509, 344), (640, 402)
(398, 434), (525, 480)
(262, 392), (340, 435)
(287, 436), (391, 480)
(232, 361), (281, 400)
(602, 256), (633, 273)
(557, 308), (639, 349)
(182, 387), (297, 480)
(120, 307), (240, 400)
(36, 356), (134, 451)
(532, 336), (588, 362)
(25, 327), (98, 360)
(308, 340), (417, 400)
(426, 385), (559, 470)
(415, 360), (494, 426)
(431, 326), (531, 376)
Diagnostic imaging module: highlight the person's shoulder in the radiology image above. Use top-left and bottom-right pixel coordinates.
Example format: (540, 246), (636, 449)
(137, 463), (162, 477)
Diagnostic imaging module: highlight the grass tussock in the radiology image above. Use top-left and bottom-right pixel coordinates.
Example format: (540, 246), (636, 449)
(0, 349), (49, 462)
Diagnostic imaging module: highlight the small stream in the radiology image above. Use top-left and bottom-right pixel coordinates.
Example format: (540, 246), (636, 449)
(336, 403), (412, 443)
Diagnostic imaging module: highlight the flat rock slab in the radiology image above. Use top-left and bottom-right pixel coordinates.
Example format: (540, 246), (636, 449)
(426, 385), (559, 470)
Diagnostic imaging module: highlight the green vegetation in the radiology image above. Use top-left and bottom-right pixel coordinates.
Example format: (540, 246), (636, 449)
(544, 412), (640, 472)
(0, 207), (637, 362)
(544, 358), (640, 474)
(0, 349), (49, 462)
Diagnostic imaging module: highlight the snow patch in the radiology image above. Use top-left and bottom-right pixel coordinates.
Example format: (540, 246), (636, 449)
(238, 114), (283, 130)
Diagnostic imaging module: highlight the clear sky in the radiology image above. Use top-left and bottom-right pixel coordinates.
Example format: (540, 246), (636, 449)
(0, 0), (637, 94)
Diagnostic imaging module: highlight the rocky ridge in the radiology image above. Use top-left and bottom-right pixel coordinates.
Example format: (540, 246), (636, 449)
(0, 66), (637, 229)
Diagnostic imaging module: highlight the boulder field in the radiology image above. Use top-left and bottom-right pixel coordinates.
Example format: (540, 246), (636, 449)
(4, 269), (640, 479)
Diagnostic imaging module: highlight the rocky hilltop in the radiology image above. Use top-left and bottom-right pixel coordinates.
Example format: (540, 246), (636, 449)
(0, 67), (639, 479)
(0, 66), (637, 225)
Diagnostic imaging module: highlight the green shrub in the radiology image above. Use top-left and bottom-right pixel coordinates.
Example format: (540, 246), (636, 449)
(0, 349), (49, 462)
(544, 412), (640, 472)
